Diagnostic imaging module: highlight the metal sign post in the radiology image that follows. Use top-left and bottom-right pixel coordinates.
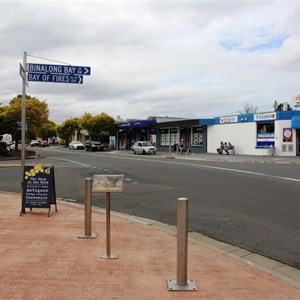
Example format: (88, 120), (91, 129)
(101, 192), (117, 259)
(20, 52), (27, 208)
(92, 175), (124, 260)
(19, 52), (91, 214)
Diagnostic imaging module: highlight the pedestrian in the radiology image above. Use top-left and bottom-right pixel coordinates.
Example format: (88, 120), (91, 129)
(217, 141), (225, 154)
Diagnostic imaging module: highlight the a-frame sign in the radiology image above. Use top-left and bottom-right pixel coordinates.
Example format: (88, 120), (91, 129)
(21, 165), (57, 217)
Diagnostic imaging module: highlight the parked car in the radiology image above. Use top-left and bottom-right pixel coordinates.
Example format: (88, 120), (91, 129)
(39, 140), (49, 147)
(30, 140), (40, 147)
(9, 141), (28, 151)
(69, 141), (84, 150)
(85, 140), (104, 152)
(132, 141), (156, 155)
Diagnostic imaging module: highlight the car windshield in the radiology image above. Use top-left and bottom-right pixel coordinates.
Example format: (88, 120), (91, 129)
(141, 142), (152, 146)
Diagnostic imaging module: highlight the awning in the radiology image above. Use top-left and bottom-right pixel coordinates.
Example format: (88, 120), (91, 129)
(291, 116), (300, 129)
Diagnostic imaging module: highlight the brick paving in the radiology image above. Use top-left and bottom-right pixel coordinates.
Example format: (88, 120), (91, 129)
(0, 192), (300, 300)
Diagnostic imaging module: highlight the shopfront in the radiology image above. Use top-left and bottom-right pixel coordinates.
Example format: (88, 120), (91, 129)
(117, 120), (156, 150)
(155, 119), (210, 153)
(207, 111), (300, 156)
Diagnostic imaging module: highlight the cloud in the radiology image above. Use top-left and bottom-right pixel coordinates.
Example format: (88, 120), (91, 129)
(0, 0), (299, 123)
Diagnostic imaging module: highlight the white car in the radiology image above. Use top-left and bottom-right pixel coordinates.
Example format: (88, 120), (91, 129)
(69, 141), (84, 150)
(132, 141), (156, 155)
(30, 140), (40, 147)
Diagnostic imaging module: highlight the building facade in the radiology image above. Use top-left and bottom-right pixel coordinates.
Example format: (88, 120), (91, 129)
(206, 111), (300, 156)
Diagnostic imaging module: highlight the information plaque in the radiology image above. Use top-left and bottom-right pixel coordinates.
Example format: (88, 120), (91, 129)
(21, 165), (57, 216)
(92, 175), (124, 193)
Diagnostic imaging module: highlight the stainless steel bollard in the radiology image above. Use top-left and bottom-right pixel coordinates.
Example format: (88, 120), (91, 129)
(78, 178), (97, 239)
(168, 197), (197, 291)
(177, 197), (188, 286)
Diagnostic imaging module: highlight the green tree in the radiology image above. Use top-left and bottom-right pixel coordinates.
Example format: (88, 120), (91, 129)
(80, 113), (116, 142)
(0, 95), (49, 140)
(38, 120), (57, 141)
(56, 118), (81, 146)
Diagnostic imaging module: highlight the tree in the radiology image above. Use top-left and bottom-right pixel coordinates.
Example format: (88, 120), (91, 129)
(80, 112), (116, 142)
(39, 120), (57, 140)
(56, 118), (81, 146)
(275, 102), (292, 111)
(238, 102), (258, 114)
(0, 95), (49, 140)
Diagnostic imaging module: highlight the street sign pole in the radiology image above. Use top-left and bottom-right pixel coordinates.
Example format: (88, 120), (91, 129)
(21, 51), (27, 210)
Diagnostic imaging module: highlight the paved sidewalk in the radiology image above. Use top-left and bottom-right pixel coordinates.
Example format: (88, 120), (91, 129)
(1, 192), (300, 300)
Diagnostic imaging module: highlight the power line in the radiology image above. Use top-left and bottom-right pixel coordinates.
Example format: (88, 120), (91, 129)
(27, 54), (71, 66)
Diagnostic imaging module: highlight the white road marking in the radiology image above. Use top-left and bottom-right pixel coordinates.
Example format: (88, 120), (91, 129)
(43, 149), (300, 183)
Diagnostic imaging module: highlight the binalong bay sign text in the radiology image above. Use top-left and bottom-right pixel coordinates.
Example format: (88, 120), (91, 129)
(26, 63), (91, 84)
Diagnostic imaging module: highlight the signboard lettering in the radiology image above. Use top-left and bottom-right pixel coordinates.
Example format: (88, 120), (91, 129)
(27, 63), (91, 76)
(27, 73), (83, 84)
(22, 165), (57, 216)
(220, 116), (238, 123)
(254, 112), (276, 121)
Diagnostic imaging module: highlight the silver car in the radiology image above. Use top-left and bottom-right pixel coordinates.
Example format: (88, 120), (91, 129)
(69, 141), (84, 150)
(132, 141), (156, 155)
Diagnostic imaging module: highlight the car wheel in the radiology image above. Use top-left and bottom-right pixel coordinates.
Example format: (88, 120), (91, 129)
(133, 150), (136, 154)
(143, 150), (146, 155)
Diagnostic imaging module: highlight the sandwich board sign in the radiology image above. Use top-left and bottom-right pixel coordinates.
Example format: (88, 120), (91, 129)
(21, 165), (57, 217)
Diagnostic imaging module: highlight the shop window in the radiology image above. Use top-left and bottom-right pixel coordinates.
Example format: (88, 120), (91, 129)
(256, 122), (275, 147)
(191, 127), (203, 146)
(160, 128), (178, 146)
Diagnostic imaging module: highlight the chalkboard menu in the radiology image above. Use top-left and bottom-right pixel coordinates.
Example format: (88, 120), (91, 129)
(21, 165), (57, 216)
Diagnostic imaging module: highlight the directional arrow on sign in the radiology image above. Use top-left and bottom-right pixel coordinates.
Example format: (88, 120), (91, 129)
(27, 73), (83, 84)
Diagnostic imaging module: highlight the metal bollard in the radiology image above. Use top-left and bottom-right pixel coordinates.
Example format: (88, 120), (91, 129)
(168, 197), (197, 291)
(177, 197), (188, 286)
(78, 178), (97, 239)
(100, 192), (117, 259)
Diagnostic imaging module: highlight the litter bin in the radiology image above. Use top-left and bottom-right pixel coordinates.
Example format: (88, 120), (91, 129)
(268, 146), (275, 156)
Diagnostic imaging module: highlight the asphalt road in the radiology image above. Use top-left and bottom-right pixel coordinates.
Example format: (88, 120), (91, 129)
(1, 147), (299, 269)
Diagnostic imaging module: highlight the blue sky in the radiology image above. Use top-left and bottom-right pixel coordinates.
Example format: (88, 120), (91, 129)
(0, 0), (299, 123)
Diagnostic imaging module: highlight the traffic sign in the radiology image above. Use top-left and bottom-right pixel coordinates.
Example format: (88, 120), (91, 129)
(27, 63), (91, 76)
(27, 73), (83, 84)
(19, 64), (28, 86)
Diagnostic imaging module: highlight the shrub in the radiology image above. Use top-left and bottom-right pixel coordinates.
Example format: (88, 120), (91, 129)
(0, 142), (10, 156)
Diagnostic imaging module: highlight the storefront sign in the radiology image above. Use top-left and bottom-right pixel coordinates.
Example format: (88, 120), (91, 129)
(254, 112), (276, 121)
(283, 128), (293, 142)
(292, 96), (300, 110)
(220, 116), (238, 123)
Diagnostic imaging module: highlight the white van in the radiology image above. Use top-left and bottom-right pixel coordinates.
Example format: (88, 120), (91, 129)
(0, 134), (13, 145)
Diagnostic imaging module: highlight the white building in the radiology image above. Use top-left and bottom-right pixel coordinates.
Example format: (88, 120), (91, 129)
(207, 111), (300, 156)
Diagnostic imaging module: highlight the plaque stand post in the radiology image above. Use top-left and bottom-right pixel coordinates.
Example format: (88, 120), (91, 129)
(101, 192), (117, 259)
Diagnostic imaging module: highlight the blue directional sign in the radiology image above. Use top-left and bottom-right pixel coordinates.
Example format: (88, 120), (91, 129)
(27, 73), (83, 84)
(27, 63), (91, 76)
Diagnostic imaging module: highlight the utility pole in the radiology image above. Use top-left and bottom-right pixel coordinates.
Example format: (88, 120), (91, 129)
(21, 51), (27, 196)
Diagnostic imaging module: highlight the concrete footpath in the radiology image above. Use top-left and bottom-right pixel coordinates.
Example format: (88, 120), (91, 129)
(0, 152), (300, 299)
(1, 192), (300, 300)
